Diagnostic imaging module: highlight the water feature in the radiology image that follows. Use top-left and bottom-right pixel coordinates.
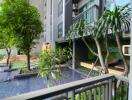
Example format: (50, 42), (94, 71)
(0, 67), (86, 99)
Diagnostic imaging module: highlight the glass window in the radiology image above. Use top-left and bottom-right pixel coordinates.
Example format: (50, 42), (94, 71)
(58, 0), (63, 16)
(58, 22), (63, 38)
(80, 0), (95, 24)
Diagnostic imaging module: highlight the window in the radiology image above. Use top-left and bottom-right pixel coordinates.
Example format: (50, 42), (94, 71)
(86, 7), (94, 23)
(80, 0), (95, 23)
(58, 0), (63, 16)
(58, 23), (63, 38)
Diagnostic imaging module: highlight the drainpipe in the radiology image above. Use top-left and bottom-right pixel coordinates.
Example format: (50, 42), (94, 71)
(128, 1), (132, 100)
(72, 39), (75, 69)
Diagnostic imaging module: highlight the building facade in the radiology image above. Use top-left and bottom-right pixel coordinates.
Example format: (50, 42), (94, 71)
(40, 0), (104, 68)
(43, 0), (72, 47)
(29, 0), (45, 54)
(43, 0), (103, 46)
(31, 0), (130, 67)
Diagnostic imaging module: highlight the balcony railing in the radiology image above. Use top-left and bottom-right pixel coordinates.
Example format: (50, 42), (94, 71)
(5, 74), (129, 100)
(73, 5), (99, 24)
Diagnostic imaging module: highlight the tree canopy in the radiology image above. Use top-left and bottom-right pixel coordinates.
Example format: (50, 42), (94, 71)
(0, 0), (43, 70)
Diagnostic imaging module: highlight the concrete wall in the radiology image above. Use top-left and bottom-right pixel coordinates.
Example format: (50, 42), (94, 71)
(55, 0), (65, 41)
(30, 0), (45, 53)
(43, 0), (73, 45)
(52, 0), (59, 42)
(0, 48), (17, 55)
(45, 0), (52, 43)
(43, 0), (65, 48)
(65, 0), (73, 35)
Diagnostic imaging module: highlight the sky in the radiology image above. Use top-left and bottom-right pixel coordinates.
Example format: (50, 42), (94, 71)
(115, 0), (130, 6)
(106, 0), (130, 10)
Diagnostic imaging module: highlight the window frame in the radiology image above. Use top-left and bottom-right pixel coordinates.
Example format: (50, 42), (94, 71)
(58, 22), (63, 38)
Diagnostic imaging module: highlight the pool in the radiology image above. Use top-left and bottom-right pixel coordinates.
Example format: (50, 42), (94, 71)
(0, 67), (86, 99)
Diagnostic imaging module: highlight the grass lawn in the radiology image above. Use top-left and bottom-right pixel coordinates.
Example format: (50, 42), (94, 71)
(12, 61), (38, 74)
(12, 61), (26, 69)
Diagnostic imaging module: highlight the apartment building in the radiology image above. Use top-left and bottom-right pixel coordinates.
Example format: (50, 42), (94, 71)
(42, 0), (72, 48)
(43, 0), (102, 44)
(41, 0), (103, 67)
(42, 0), (130, 67)
(42, 0), (103, 46)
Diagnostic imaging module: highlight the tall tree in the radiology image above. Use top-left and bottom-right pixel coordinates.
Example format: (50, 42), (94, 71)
(0, 29), (14, 68)
(67, 20), (108, 73)
(0, 0), (43, 70)
(97, 4), (131, 75)
(85, 21), (108, 73)
(0, 2), (15, 68)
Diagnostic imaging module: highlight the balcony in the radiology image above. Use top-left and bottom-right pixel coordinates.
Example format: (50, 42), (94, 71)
(66, 5), (99, 39)
(6, 74), (129, 100)
(73, 5), (99, 24)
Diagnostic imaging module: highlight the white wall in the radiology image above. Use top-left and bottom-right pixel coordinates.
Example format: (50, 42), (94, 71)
(0, 48), (17, 55)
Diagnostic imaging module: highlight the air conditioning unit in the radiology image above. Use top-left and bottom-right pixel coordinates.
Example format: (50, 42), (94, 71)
(122, 45), (130, 56)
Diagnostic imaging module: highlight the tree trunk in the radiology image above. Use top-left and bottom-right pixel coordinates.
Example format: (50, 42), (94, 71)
(72, 39), (75, 69)
(104, 33), (109, 73)
(94, 38), (106, 73)
(27, 52), (31, 70)
(115, 33), (128, 76)
(6, 48), (11, 69)
(82, 37), (98, 56)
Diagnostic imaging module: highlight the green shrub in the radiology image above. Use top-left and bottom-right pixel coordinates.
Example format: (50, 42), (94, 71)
(38, 47), (72, 79)
(12, 61), (26, 69)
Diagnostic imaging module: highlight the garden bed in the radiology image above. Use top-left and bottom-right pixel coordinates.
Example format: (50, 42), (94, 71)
(14, 72), (38, 79)
(80, 62), (124, 75)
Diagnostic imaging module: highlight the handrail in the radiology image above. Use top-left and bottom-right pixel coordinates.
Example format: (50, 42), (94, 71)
(115, 75), (129, 83)
(5, 74), (114, 100)
(73, 5), (98, 22)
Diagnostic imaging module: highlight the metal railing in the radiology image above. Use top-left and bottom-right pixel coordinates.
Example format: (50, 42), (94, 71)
(114, 75), (129, 100)
(5, 74), (129, 100)
(73, 5), (99, 24)
(65, 5), (99, 39)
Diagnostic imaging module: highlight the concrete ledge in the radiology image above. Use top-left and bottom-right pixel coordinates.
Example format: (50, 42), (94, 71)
(80, 62), (123, 75)
(14, 73), (38, 79)
(4, 69), (18, 72)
